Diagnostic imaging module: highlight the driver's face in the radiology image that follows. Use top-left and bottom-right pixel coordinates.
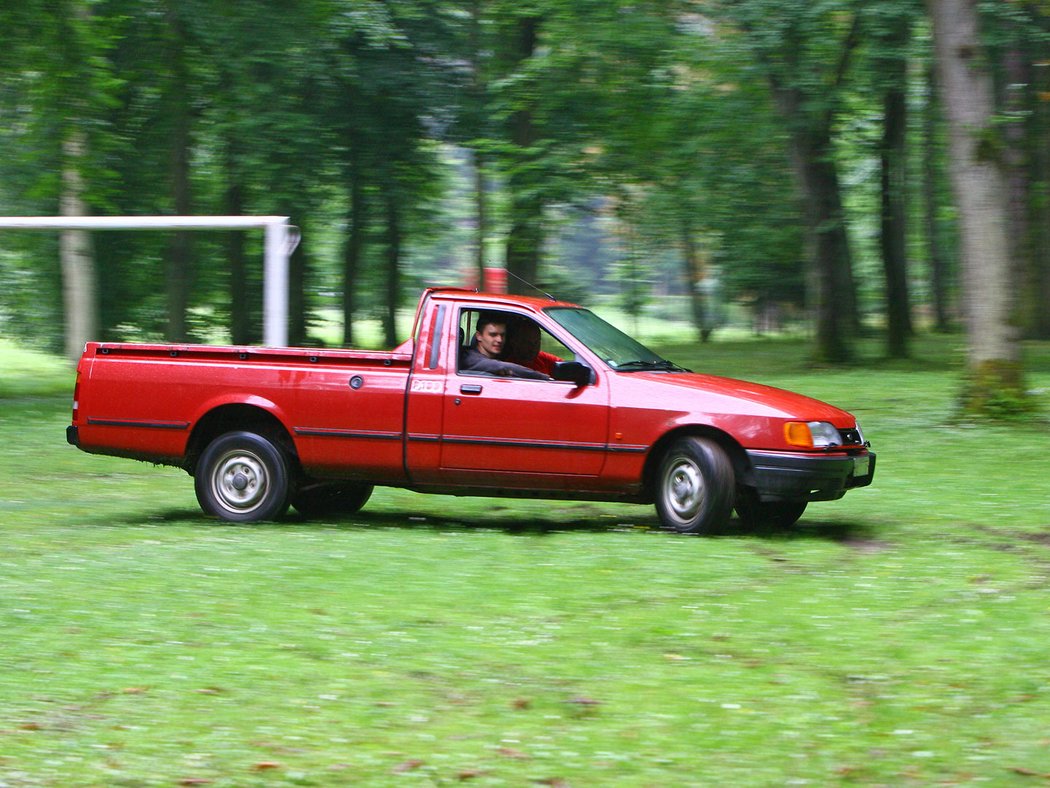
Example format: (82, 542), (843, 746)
(476, 323), (505, 358)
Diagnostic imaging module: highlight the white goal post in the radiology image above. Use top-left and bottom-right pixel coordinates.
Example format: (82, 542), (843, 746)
(0, 215), (299, 349)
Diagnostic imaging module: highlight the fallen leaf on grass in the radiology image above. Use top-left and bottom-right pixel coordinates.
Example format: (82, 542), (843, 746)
(567, 696), (600, 706)
(512, 697), (531, 710)
(251, 762), (282, 771)
(121, 687), (149, 694)
(457, 768), (488, 780)
(496, 747), (530, 760)
(1011, 766), (1050, 778)
(392, 759), (425, 773)
(178, 779), (213, 786)
(566, 695), (602, 717)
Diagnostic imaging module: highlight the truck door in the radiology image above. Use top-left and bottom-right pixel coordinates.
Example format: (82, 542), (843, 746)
(403, 299), (452, 484)
(435, 306), (610, 489)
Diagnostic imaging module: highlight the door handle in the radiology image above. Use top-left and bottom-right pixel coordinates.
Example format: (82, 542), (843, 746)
(460, 384), (483, 395)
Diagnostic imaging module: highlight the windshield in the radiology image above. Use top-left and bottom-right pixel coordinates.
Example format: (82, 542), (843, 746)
(545, 307), (686, 372)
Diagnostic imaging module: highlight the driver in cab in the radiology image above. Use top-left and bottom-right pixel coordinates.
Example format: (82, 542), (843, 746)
(460, 312), (548, 380)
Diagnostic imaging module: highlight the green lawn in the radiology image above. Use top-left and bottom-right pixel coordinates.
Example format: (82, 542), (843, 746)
(2, 335), (1050, 786)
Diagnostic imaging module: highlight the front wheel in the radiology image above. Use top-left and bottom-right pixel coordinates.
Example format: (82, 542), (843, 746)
(654, 437), (735, 535)
(735, 490), (807, 529)
(194, 431), (290, 522)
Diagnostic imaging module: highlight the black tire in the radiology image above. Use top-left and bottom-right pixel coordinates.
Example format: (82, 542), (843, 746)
(292, 481), (373, 518)
(194, 431), (290, 522)
(654, 437), (735, 535)
(735, 489), (807, 529)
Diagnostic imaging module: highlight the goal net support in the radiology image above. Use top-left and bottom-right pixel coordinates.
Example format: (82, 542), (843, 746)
(0, 215), (299, 353)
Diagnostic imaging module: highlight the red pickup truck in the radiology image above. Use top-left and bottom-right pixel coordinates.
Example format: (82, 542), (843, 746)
(67, 288), (875, 534)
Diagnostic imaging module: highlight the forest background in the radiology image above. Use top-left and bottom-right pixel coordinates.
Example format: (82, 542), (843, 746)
(1, 0), (1048, 416)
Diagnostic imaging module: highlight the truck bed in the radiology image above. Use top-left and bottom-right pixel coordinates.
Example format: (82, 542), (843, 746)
(71, 341), (415, 478)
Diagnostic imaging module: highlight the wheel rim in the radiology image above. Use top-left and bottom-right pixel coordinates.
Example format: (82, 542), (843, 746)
(662, 455), (706, 525)
(209, 449), (270, 515)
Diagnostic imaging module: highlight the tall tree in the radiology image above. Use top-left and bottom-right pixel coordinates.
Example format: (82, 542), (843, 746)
(871, 1), (918, 358)
(0, 0), (123, 358)
(922, 62), (953, 332)
(502, 12), (544, 292)
(990, 2), (1050, 341)
(326, 0), (451, 345)
(927, 0), (1028, 415)
(161, 0), (194, 343)
(381, 184), (403, 347)
(60, 2), (101, 361)
(465, 0), (492, 288)
(721, 0), (863, 362)
(1030, 11), (1050, 339)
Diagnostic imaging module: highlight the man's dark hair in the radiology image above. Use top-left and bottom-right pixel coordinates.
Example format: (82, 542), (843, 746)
(475, 311), (506, 333)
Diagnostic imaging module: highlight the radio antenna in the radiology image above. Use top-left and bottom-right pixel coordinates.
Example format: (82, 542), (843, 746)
(503, 268), (556, 301)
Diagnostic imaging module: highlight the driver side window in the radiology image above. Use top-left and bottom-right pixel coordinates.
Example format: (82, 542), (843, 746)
(455, 309), (574, 378)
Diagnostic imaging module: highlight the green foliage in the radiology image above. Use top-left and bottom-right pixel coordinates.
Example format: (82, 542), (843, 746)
(0, 340), (74, 397)
(0, 0), (1043, 389)
(3, 336), (1050, 783)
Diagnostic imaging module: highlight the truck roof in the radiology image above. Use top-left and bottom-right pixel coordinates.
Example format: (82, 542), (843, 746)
(424, 287), (582, 312)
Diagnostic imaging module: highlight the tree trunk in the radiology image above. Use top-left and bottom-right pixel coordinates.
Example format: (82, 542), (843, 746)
(1032, 36), (1050, 339)
(164, 2), (192, 343)
(473, 148), (489, 288)
(58, 1), (99, 361)
(60, 130), (98, 362)
(923, 63), (952, 332)
(504, 15), (542, 294)
(469, 0), (489, 289)
(166, 123), (192, 343)
(782, 112), (856, 363)
(506, 190), (542, 292)
(928, 0), (1028, 415)
(224, 154), (251, 345)
(1002, 29), (1036, 339)
(880, 63), (913, 357)
(342, 167), (365, 348)
(288, 226), (307, 346)
(679, 218), (710, 342)
(382, 190), (401, 348)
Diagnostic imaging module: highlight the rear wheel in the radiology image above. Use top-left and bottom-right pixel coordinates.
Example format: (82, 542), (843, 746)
(292, 481), (373, 518)
(654, 437), (735, 535)
(194, 431), (290, 522)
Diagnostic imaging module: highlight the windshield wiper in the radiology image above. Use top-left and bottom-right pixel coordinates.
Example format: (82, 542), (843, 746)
(614, 359), (690, 373)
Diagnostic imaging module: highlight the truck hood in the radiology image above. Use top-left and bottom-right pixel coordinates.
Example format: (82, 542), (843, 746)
(624, 370), (855, 424)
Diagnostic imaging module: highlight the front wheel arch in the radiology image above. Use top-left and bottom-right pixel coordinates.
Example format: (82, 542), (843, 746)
(643, 427), (749, 501)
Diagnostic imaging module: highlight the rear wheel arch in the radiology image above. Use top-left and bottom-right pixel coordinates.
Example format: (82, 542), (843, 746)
(185, 404), (298, 476)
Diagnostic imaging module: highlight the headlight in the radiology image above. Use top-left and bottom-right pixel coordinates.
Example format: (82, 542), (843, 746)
(851, 422), (866, 445)
(784, 421), (843, 449)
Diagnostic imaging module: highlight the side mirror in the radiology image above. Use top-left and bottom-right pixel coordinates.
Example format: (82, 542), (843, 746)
(551, 360), (592, 387)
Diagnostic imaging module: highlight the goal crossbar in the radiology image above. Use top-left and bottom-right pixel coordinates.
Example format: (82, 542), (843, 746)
(0, 215), (298, 347)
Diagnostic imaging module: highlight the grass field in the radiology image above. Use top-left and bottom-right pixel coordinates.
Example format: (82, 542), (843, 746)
(2, 335), (1050, 786)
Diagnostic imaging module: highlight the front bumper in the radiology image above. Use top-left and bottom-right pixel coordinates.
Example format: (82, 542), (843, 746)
(745, 449), (876, 502)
